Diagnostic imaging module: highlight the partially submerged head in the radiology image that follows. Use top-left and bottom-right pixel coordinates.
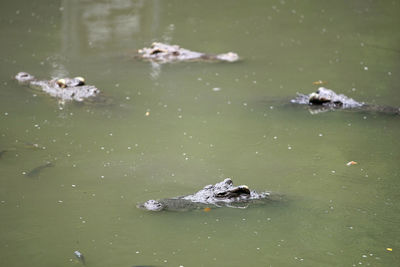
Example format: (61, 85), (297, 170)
(137, 178), (272, 212)
(308, 87), (363, 108)
(194, 178), (251, 202)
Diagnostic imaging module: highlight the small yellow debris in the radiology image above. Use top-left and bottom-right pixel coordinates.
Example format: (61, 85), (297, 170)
(386, 248), (393, 252)
(145, 111), (150, 116)
(313, 80), (328, 85)
(204, 207), (211, 212)
(346, 161), (358, 166)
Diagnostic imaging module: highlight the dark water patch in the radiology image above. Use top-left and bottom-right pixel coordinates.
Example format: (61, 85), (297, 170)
(0, 149), (8, 158)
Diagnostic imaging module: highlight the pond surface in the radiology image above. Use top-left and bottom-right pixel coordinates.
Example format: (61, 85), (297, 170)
(1, 0), (400, 266)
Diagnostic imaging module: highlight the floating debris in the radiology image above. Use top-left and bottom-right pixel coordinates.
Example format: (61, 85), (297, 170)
(312, 80), (328, 85)
(386, 248), (393, 252)
(204, 207), (211, 212)
(346, 161), (358, 166)
(74, 250), (85, 265)
(23, 142), (45, 150)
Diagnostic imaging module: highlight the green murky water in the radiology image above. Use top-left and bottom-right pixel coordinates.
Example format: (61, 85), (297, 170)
(1, 0), (400, 266)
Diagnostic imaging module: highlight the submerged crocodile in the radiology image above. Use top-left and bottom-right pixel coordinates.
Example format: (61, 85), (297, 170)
(15, 72), (101, 102)
(137, 42), (239, 64)
(291, 87), (400, 115)
(137, 178), (273, 212)
(25, 162), (54, 178)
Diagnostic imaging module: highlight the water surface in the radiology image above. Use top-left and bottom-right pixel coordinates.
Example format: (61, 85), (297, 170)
(1, 0), (400, 266)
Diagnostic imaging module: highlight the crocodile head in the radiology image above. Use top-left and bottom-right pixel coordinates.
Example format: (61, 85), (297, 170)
(308, 87), (364, 109)
(187, 178), (251, 202)
(138, 42), (239, 63)
(137, 178), (271, 212)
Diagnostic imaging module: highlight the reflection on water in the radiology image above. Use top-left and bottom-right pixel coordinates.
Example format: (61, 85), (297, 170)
(59, 0), (174, 78)
(150, 61), (161, 79)
(1, 0), (400, 266)
(61, 0), (145, 51)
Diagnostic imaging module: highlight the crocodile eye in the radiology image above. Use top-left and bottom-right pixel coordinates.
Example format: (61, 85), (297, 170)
(74, 76), (85, 86)
(224, 178), (233, 185)
(333, 101), (343, 106)
(56, 79), (67, 88)
(150, 49), (163, 55)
